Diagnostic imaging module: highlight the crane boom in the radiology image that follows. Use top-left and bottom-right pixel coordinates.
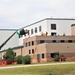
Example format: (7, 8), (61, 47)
(0, 29), (29, 50)
(0, 32), (16, 50)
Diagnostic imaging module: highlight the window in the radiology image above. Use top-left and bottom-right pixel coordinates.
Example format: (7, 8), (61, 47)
(32, 41), (34, 45)
(68, 40), (72, 43)
(28, 30), (30, 35)
(32, 49), (34, 53)
(51, 52), (59, 58)
(31, 29), (33, 34)
(51, 24), (56, 30)
(42, 54), (44, 58)
(29, 50), (31, 54)
(51, 32), (56, 36)
(60, 40), (65, 43)
(52, 40), (56, 43)
(26, 43), (27, 47)
(35, 27), (37, 33)
(40, 40), (44, 43)
(39, 26), (42, 32)
(28, 42), (30, 46)
(51, 53), (55, 58)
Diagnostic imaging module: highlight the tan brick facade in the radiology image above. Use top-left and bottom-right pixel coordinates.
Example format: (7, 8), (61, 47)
(0, 36), (75, 62)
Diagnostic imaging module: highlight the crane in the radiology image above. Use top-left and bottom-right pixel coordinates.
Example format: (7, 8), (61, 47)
(0, 29), (29, 50)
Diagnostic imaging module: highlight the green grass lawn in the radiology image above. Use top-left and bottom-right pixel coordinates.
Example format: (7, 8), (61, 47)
(0, 64), (75, 75)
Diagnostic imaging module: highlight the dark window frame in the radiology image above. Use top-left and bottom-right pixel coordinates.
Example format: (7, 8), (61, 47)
(26, 43), (27, 47)
(40, 40), (45, 43)
(29, 50), (31, 54)
(60, 40), (65, 43)
(31, 29), (33, 34)
(42, 54), (44, 58)
(51, 24), (56, 30)
(35, 27), (37, 33)
(39, 26), (42, 32)
(32, 49), (34, 53)
(51, 32), (56, 36)
(68, 40), (72, 43)
(28, 42), (30, 46)
(28, 30), (30, 35)
(52, 40), (56, 43)
(32, 41), (34, 45)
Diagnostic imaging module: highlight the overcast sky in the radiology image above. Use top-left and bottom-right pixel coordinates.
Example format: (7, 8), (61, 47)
(0, 0), (75, 29)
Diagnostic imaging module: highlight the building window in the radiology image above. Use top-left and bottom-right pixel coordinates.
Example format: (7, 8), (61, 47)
(31, 29), (33, 34)
(60, 40), (65, 43)
(51, 32), (56, 36)
(40, 40), (44, 43)
(68, 40), (72, 43)
(52, 40), (56, 43)
(32, 41), (34, 45)
(28, 42), (30, 46)
(26, 43), (27, 47)
(51, 24), (56, 30)
(32, 49), (34, 53)
(39, 26), (42, 32)
(29, 50), (31, 54)
(35, 27), (37, 33)
(28, 30), (30, 35)
(42, 54), (44, 58)
(51, 53), (55, 58)
(51, 52), (59, 58)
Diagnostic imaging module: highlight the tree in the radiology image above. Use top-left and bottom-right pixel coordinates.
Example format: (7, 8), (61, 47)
(3, 48), (16, 61)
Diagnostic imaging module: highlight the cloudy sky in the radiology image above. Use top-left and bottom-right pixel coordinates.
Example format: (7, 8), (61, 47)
(0, 0), (75, 29)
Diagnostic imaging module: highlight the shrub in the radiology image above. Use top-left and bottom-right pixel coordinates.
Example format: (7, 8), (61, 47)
(54, 54), (66, 62)
(54, 56), (59, 61)
(15, 55), (23, 64)
(23, 55), (31, 64)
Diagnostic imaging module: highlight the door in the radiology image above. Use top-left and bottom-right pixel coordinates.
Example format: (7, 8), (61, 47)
(37, 54), (40, 62)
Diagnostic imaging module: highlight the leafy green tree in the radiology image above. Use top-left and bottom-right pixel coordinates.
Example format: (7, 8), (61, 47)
(3, 48), (16, 61)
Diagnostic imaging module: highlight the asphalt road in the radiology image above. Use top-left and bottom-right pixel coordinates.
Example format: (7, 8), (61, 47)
(0, 62), (75, 69)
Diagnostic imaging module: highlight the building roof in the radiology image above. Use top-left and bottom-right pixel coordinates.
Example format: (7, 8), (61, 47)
(0, 29), (18, 31)
(0, 45), (23, 53)
(20, 18), (75, 30)
(0, 18), (75, 30)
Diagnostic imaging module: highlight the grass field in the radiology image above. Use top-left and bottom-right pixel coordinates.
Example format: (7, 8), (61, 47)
(0, 64), (75, 75)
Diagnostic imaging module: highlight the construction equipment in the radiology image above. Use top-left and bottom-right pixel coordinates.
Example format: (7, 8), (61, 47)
(0, 29), (29, 50)
(0, 32), (16, 50)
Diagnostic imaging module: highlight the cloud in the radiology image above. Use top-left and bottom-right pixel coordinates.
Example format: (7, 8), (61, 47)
(0, 0), (75, 29)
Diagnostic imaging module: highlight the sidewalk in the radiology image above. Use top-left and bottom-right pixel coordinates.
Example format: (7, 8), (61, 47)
(0, 62), (75, 69)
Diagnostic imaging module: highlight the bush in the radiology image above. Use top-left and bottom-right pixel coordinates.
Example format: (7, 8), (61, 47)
(54, 54), (66, 62)
(23, 55), (31, 64)
(54, 56), (59, 61)
(15, 55), (23, 64)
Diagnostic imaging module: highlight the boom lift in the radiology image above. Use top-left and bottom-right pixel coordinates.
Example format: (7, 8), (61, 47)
(0, 29), (29, 50)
